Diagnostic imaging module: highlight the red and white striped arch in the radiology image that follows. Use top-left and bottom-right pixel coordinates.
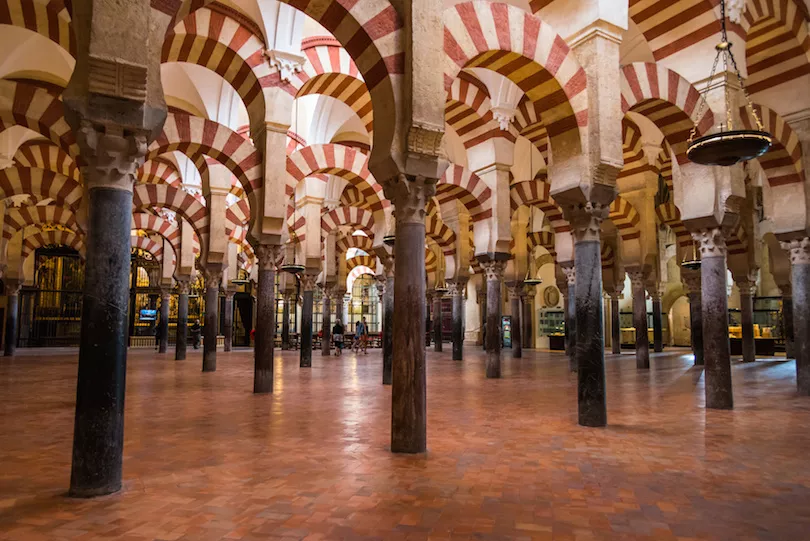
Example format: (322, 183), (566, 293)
(445, 73), (493, 143)
(3, 205), (82, 240)
(514, 96), (550, 162)
(346, 265), (375, 291)
(426, 213), (456, 256)
(347, 254), (376, 273)
(131, 235), (164, 265)
(137, 158), (183, 187)
(321, 206), (375, 240)
(742, 0), (810, 95)
(444, 1), (588, 161)
(509, 179), (568, 233)
(620, 63), (714, 165)
(148, 114), (261, 197)
(13, 141), (80, 182)
(0, 81), (80, 160)
(656, 200), (692, 249)
(286, 144), (387, 214)
(626, 0), (722, 62)
(740, 103), (803, 186)
(337, 233), (373, 254)
(425, 247), (439, 274)
(0, 0), (75, 56)
(132, 184), (209, 248)
(437, 164), (493, 222)
(131, 212), (195, 261)
(609, 196), (642, 242)
(0, 167), (83, 208)
(621, 117), (647, 173)
(164, 7), (269, 133)
(23, 228), (84, 260)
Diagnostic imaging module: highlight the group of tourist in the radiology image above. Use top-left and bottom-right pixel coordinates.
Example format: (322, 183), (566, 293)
(331, 318), (369, 356)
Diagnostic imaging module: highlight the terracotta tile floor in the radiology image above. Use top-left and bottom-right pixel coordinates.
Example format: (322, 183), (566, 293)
(1, 346), (810, 540)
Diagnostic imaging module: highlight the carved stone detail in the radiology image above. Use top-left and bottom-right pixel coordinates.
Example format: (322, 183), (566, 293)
(300, 273), (317, 291)
(491, 106), (516, 130)
(407, 124), (444, 157)
(204, 269), (223, 290)
(381, 254), (395, 278)
(781, 237), (810, 266)
(692, 228), (727, 258)
(561, 263), (576, 286)
(176, 280), (190, 295)
(481, 260), (506, 282)
(609, 281), (625, 300)
(77, 122), (147, 192)
(5, 280), (22, 296)
(382, 174), (437, 225)
(264, 49), (306, 82)
(448, 278), (467, 297)
(506, 283), (524, 299)
(567, 202), (610, 243)
(628, 269), (646, 289)
(374, 276), (386, 296)
(256, 244), (282, 271)
(87, 55), (147, 102)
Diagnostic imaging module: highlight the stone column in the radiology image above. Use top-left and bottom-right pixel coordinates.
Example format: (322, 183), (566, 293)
(780, 286), (795, 359)
(321, 286), (332, 356)
(300, 273), (316, 368)
(175, 281), (189, 361)
(569, 203), (611, 428)
(223, 290), (235, 352)
(737, 278), (757, 363)
(609, 292), (622, 355)
(433, 291), (443, 352)
(481, 260), (506, 378)
(3, 280), (21, 356)
(507, 284), (523, 358)
(70, 126), (147, 497)
(381, 258), (394, 384)
(650, 288), (663, 353)
(477, 285), (487, 349)
(335, 292), (345, 328)
(628, 270), (650, 369)
(521, 287), (533, 350)
(449, 279), (467, 361)
(281, 292), (291, 350)
(561, 264), (576, 371)
(383, 174), (435, 454)
(158, 288), (170, 354)
(254, 245), (279, 393)
(425, 291), (433, 348)
(683, 272), (704, 366)
(782, 238), (810, 395)
(202, 269), (222, 372)
(695, 228), (733, 409)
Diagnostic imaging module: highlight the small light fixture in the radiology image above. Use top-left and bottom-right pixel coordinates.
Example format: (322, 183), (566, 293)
(383, 234), (395, 246)
(681, 240), (702, 271)
(524, 207), (543, 286)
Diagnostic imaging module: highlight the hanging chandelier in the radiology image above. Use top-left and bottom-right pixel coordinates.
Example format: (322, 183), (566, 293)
(282, 96), (306, 275)
(686, 0), (772, 166)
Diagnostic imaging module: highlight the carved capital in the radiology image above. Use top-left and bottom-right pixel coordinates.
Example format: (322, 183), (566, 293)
(520, 285), (534, 298)
(5, 280), (22, 296)
(491, 106), (516, 130)
(407, 124), (444, 157)
(448, 278), (468, 297)
(781, 237), (810, 266)
(507, 283), (524, 299)
(566, 202), (610, 243)
(627, 269), (646, 290)
(256, 244), (282, 271)
(382, 174), (437, 225)
(204, 269), (223, 290)
(374, 276), (386, 296)
(608, 281), (625, 300)
(77, 122), (147, 191)
(160, 287), (171, 301)
(381, 254), (395, 278)
(176, 280), (190, 295)
(692, 228), (727, 258)
(224, 289), (236, 301)
(481, 260), (506, 282)
(300, 273), (317, 292)
(561, 263), (576, 286)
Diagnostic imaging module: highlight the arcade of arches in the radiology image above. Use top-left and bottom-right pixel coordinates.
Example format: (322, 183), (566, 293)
(1, 0), (810, 538)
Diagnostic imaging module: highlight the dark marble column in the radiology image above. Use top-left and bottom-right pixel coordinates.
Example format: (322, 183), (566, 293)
(69, 128), (144, 497)
(202, 269), (222, 372)
(508, 284), (523, 359)
(478, 285), (487, 349)
(321, 287), (332, 356)
(158, 289), (170, 354)
(175, 281), (189, 361)
(560, 284), (570, 356)
(628, 270), (649, 369)
(425, 292), (433, 348)
(783, 238), (810, 395)
(383, 175), (433, 453)
(449, 279), (467, 361)
(382, 271), (394, 384)
(253, 245), (279, 393)
(570, 203), (610, 428)
(481, 260), (506, 378)
(683, 272), (704, 366)
(561, 264), (576, 372)
(3, 280), (21, 357)
(521, 288), (533, 350)
(223, 290), (235, 352)
(738, 279), (757, 363)
(433, 292), (443, 352)
(300, 274), (316, 368)
(335, 291), (345, 329)
(651, 289), (663, 353)
(781, 287), (795, 359)
(281, 293), (291, 350)
(610, 293), (622, 355)
(695, 228), (733, 409)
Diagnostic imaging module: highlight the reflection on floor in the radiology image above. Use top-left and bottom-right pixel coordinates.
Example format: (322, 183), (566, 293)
(1, 346), (809, 540)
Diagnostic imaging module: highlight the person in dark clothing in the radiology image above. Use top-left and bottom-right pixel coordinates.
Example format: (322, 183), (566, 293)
(332, 320), (345, 356)
(190, 320), (201, 350)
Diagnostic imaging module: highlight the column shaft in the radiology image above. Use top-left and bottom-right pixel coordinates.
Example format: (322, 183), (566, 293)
(158, 293), (170, 354)
(202, 275), (220, 372)
(510, 291), (522, 358)
(253, 246), (277, 393)
(223, 293), (234, 352)
(480, 288), (487, 349)
(321, 293), (331, 356)
(630, 273), (649, 369)
(483, 263), (505, 379)
(300, 286), (314, 367)
(786, 240), (810, 394)
(70, 182), (133, 497)
(575, 238), (607, 427)
(281, 295), (291, 350)
(425, 295), (432, 348)
(689, 292), (704, 365)
(740, 291), (756, 363)
(451, 286), (464, 361)
(3, 288), (19, 356)
(610, 296), (621, 354)
(698, 230), (733, 409)
(521, 293), (532, 350)
(433, 295), (443, 352)
(652, 297), (663, 353)
(783, 296), (795, 359)
(175, 288), (188, 360)
(383, 277), (394, 384)
(566, 271), (577, 371)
